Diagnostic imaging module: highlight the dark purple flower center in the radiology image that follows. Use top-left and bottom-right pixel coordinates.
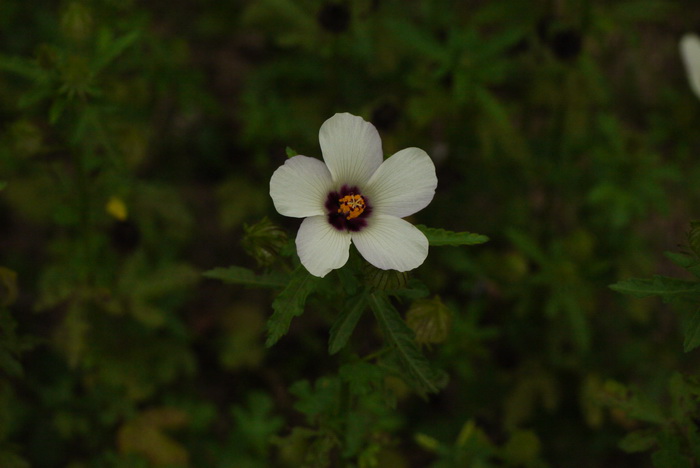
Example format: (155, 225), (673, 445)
(325, 185), (372, 232)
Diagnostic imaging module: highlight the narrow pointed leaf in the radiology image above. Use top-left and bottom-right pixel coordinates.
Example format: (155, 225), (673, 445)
(328, 294), (367, 354)
(93, 30), (140, 73)
(610, 276), (700, 301)
(0, 55), (46, 80)
(416, 225), (489, 247)
(203, 266), (286, 288)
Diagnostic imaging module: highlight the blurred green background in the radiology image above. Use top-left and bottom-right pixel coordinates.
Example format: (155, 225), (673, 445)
(2, 0), (700, 466)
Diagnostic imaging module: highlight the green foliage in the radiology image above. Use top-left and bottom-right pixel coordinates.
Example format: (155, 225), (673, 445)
(203, 266), (287, 288)
(599, 373), (700, 466)
(266, 265), (321, 347)
(2, 0), (700, 466)
(417, 225), (489, 247)
(328, 294), (368, 355)
(611, 227), (700, 351)
(369, 293), (447, 395)
(231, 393), (284, 458)
(610, 276), (700, 301)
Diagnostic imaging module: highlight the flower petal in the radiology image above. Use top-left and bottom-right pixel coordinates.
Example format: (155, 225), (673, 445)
(296, 215), (352, 277)
(319, 113), (383, 186)
(351, 214), (429, 272)
(364, 147), (437, 218)
(270, 155), (333, 218)
(681, 33), (700, 100)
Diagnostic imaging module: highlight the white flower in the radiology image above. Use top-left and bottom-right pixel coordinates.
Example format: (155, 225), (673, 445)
(680, 33), (700, 100)
(270, 112), (437, 278)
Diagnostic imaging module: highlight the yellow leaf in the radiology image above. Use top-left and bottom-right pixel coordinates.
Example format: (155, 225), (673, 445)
(117, 407), (189, 466)
(106, 196), (128, 221)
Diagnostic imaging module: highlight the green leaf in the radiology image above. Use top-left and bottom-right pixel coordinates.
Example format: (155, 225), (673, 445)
(328, 294), (367, 354)
(338, 361), (384, 396)
(231, 393), (284, 456)
(609, 276), (700, 302)
(406, 296), (452, 345)
(652, 433), (692, 468)
(93, 30), (140, 73)
(0, 182), (6, 191)
(665, 252), (700, 278)
(203, 266), (287, 288)
(681, 308), (700, 352)
(0, 54), (46, 81)
(285, 146), (298, 158)
(266, 266), (320, 347)
(416, 225), (489, 247)
(619, 429), (657, 453)
(369, 293), (447, 395)
(688, 221), (700, 258)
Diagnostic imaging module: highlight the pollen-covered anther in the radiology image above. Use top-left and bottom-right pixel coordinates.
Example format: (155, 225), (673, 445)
(338, 194), (366, 220)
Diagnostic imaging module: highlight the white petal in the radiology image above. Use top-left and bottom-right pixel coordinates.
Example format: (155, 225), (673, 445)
(351, 215), (429, 272)
(680, 33), (700, 100)
(296, 215), (352, 277)
(364, 147), (437, 218)
(319, 113), (383, 186)
(270, 155), (333, 218)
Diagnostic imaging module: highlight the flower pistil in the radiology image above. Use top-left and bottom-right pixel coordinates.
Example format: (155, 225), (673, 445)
(325, 185), (372, 232)
(338, 194), (366, 219)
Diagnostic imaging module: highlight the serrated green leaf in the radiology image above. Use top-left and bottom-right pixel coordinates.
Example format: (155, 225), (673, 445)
(416, 225), (489, 247)
(328, 294), (367, 354)
(203, 266), (287, 288)
(369, 293), (447, 395)
(266, 266), (320, 347)
(681, 308), (700, 352)
(338, 361), (384, 396)
(610, 276), (700, 301)
(231, 393), (284, 456)
(664, 252), (700, 278)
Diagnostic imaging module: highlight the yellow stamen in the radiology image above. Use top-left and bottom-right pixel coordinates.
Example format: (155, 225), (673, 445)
(338, 194), (366, 220)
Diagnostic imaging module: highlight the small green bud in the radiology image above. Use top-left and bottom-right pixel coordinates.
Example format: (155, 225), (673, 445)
(362, 263), (409, 291)
(0, 267), (18, 307)
(406, 296), (452, 345)
(58, 54), (93, 99)
(242, 217), (288, 267)
(60, 2), (93, 42)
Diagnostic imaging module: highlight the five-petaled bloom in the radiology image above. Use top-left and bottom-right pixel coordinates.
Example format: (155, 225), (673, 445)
(680, 33), (700, 100)
(270, 112), (437, 277)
